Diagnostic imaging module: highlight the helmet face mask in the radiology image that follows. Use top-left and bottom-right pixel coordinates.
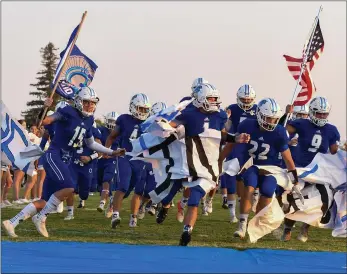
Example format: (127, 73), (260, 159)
(292, 105), (309, 120)
(293, 112), (309, 120)
(257, 112), (280, 131)
(74, 87), (99, 117)
(129, 93), (151, 120)
(193, 83), (221, 112)
(105, 119), (116, 130)
(105, 111), (118, 130)
(308, 96), (331, 127)
(237, 84), (256, 111)
(256, 98), (282, 131)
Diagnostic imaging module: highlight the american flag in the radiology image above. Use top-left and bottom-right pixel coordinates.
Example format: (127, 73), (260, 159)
(284, 19), (324, 106)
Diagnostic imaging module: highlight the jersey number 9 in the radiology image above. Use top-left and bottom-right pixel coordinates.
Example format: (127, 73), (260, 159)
(308, 134), (322, 153)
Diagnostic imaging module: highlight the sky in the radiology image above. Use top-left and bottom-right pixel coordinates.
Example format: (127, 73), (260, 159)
(1, 1), (346, 139)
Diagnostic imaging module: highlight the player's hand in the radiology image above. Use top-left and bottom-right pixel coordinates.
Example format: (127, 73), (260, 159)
(80, 156), (91, 164)
(44, 98), (53, 108)
(111, 148), (126, 157)
(291, 184), (304, 205)
(289, 138), (298, 146)
(235, 133), (250, 143)
(286, 104), (294, 114)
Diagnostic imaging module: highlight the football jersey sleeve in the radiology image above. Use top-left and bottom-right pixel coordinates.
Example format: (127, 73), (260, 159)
(287, 119), (303, 135)
(219, 110), (228, 129)
(92, 126), (102, 140)
(174, 111), (187, 125)
(115, 114), (124, 131)
(51, 110), (65, 122)
(329, 125), (341, 146)
(57, 105), (76, 121)
(236, 119), (249, 134)
(85, 127), (93, 139)
(276, 126), (289, 152)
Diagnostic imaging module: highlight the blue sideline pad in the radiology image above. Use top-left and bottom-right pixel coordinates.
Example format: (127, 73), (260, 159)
(2, 241), (346, 273)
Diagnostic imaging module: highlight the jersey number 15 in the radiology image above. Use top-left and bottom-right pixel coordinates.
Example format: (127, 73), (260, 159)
(68, 126), (86, 153)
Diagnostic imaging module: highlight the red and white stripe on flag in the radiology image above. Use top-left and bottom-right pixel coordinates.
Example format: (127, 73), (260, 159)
(283, 43), (324, 106)
(283, 55), (312, 106)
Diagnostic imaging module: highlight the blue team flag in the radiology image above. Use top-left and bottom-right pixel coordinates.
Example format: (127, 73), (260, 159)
(1, 101), (44, 175)
(52, 24), (98, 100)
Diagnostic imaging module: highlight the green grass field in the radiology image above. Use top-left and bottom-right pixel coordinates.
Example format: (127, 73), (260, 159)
(1, 193), (345, 252)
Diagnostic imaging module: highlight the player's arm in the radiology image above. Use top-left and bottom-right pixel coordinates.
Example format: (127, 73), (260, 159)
(219, 142), (236, 161)
(38, 98), (58, 126)
(168, 119), (186, 140)
(329, 128), (340, 155)
(80, 138), (102, 164)
(105, 125), (121, 148)
(169, 119), (183, 128)
(42, 112), (63, 126)
(281, 149), (296, 175)
(224, 108), (232, 132)
(330, 143), (339, 154)
(279, 104), (293, 126)
(281, 144), (304, 203)
(285, 124), (296, 135)
(221, 129), (250, 144)
(85, 136), (125, 157)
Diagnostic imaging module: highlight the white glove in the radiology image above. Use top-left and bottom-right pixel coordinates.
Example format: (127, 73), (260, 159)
(292, 184), (304, 205)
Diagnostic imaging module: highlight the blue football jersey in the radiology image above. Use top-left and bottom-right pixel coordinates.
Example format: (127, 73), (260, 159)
(180, 96), (192, 103)
(237, 119), (289, 166)
(288, 132), (299, 162)
(176, 107), (227, 136)
(98, 125), (120, 149)
(226, 103), (257, 134)
(288, 119), (340, 167)
(45, 123), (56, 140)
(74, 125), (102, 159)
(116, 114), (143, 152)
(48, 105), (94, 153)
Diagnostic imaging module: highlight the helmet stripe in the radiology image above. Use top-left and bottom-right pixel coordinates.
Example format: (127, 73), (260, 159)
(269, 98), (274, 112)
(270, 98), (277, 112)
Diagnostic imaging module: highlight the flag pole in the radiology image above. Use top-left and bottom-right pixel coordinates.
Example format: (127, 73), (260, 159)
(38, 11), (88, 127)
(283, 5), (323, 127)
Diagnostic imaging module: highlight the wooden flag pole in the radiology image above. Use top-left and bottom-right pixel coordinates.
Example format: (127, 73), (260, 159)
(38, 11), (88, 127)
(283, 5), (323, 127)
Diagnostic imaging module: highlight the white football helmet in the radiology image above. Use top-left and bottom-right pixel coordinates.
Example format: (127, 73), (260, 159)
(292, 104), (309, 120)
(104, 111), (119, 130)
(192, 83), (221, 112)
(150, 102), (167, 116)
(237, 84), (256, 111)
(55, 101), (69, 112)
(256, 98), (282, 131)
(74, 87), (99, 117)
(129, 93), (151, 120)
(309, 96), (331, 127)
(191, 78), (209, 98)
